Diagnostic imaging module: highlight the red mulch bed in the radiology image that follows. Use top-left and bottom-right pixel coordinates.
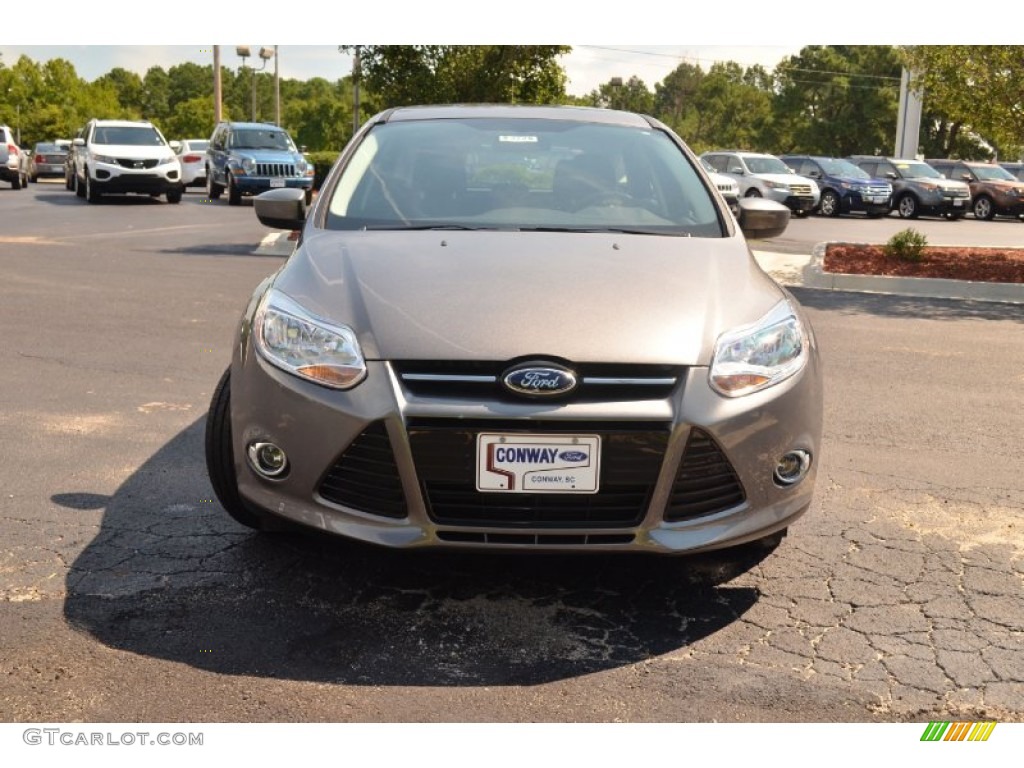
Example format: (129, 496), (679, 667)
(824, 244), (1024, 284)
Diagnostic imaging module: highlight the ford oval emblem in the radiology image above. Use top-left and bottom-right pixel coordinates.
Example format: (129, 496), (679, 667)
(559, 450), (588, 462)
(502, 364), (578, 397)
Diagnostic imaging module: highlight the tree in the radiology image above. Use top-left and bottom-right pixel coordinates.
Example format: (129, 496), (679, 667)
(770, 46), (901, 157)
(344, 46), (570, 107)
(901, 46), (1024, 159)
(588, 76), (654, 114)
(688, 62), (773, 153)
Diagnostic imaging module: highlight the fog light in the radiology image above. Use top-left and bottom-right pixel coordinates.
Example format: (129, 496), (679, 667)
(248, 441), (288, 478)
(774, 450), (811, 486)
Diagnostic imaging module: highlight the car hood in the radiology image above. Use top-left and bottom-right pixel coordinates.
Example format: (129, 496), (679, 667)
(270, 230), (786, 366)
(92, 144), (174, 159)
(907, 175), (968, 191)
(230, 150), (301, 164)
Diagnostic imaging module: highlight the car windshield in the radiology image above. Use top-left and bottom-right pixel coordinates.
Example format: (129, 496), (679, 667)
(92, 126), (165, 146)
(744, 156), (791, 175)
(34, 143), (63, 154)
(896, 161), (942, 179)
(326, 117), (722, 236)
(972, 164), (1016, 181)
(229, 130), (295, 151)
(818, 158), (869, 179)
(186, 140), (210, 152)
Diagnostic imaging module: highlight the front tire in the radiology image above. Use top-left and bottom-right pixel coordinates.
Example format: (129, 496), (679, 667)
(819, 189), (841, 217)
(744, 188), (762, 198)
(227, 175), (241, 206)
(85, 171), (102, 204)
(166, 186), (183, 204)
(11, 172), (21, 190)
(205, 369), (271, 531)
(896, 193), (919, 219)
(972, 195), (995, 221)
(206, 167), (223, 200)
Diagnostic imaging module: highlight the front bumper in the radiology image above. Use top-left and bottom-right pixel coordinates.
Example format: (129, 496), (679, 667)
(232, 175), (313, 196)
(783, 194), (818, 213)
(90, 161), (182, 194)
(229, 327), (823, 555)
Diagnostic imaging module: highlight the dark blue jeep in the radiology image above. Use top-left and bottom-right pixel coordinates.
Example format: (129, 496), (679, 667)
(206, 121), (314, 206)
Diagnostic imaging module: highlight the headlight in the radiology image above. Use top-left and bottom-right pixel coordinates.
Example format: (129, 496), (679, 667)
(710, 300), (808, 397)
(160, 155), (176, 166)
(92, 153), (118, 165)
(230, 156), (256, 174)
(764, 180), (789, 191)
(254, 288), (367, 389)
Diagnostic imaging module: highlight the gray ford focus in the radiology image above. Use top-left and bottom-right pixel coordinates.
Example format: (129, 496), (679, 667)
(206, 104), (822, 555)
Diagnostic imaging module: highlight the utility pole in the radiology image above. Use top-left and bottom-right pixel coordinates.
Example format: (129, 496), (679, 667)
(213, 46), (222, 123)
(895, 68), (923, 160)
(274, 45), (280, 126)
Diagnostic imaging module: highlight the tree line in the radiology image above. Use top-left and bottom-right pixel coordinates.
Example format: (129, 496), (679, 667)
(2, 45), (1021, 161)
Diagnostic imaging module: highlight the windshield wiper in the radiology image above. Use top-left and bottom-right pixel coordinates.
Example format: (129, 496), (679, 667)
(522, 226), (688, 236)
(360, 224), (502, 231)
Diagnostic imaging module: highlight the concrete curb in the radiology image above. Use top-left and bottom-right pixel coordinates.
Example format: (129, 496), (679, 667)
(754, 243), (1024, 305)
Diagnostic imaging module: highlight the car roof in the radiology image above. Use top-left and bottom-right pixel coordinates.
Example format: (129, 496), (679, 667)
(89, 119), (156, 127)
(218, 121), (291, 130)
(381, 104), (653, 128)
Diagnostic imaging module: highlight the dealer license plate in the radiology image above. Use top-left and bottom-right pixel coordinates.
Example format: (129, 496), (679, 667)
(953, 199), (964, 207)
(476, 433), (600, 494)
(869, 195), (888, 203)
(269, 178), (286, 188)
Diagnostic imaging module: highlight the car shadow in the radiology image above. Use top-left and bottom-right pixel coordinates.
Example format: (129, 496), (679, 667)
(61, 417), (768, 687)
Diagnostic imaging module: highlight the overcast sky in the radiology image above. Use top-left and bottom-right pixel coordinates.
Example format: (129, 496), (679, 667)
(0, 45), (806, 96)
(6, 4), (998, 96)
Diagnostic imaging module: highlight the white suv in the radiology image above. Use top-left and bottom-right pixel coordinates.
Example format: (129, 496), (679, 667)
(1, 125), (29, 190)
(702, 150), (820, 216)
(71, 119), (184, 204)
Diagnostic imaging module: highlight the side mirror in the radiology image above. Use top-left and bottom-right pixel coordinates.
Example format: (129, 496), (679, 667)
(169, 140), (182, 152)
(73, 138), (85, 147)
(960, 173), (972, 182)
(728, 167), (744, 175)
(885, 171), (898, 180)
(737, 197), (790, 240)
(254, 188), (306, 230)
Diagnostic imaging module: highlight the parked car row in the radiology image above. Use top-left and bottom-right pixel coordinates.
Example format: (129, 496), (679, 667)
(701, 147), (1024, 223)
(56, 118), (313, 205)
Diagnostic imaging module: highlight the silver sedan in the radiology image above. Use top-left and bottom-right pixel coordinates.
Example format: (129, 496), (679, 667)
(206, 105), (822, 556)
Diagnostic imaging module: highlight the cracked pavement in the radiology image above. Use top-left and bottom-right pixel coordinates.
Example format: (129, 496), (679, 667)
(1, 197), (1022, 722)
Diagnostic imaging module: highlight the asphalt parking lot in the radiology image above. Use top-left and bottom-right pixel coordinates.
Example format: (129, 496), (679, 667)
(1, 182), (1022, 722)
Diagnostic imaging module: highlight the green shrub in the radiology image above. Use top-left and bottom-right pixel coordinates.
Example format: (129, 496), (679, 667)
(883, 228), (928, 262)
(306, 151), (341, 191)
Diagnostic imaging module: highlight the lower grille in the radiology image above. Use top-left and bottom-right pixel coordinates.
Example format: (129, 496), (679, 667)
(408, 419), (669, 529)
(665, 428), (746, 521)
(317, 422), (407, 519)
(437, 531), (635, 546)
(256, 162), (296, 177)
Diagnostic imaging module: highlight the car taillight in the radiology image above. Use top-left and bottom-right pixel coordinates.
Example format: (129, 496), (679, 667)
(183, 154), (202, 163)
(35, 155), (45, 163)
(7, 144), (19, 155)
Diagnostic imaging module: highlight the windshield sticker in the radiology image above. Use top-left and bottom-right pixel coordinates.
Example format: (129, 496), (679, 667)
(498, 135), (539, 143)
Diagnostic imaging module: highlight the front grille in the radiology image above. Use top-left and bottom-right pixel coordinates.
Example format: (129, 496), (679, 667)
(393, 361), (683, 403)
(943, 188), (970, 199)
(408, 419), (669, 529)
(437, 531), (635, 546)
(115, 158), (158, 169)
(665, 428), (746, 521)
(789, 183), (813, 195)
(255, 162), (296, 177)
(317, 422), (407, 519)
